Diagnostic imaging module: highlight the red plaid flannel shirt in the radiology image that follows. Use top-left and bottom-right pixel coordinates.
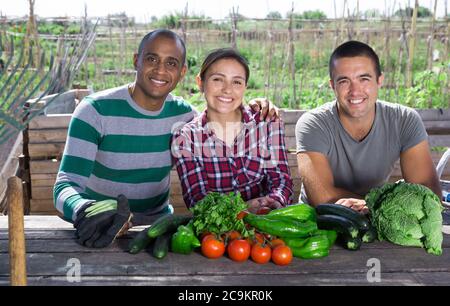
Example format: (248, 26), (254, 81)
(171, 106), (293, 208)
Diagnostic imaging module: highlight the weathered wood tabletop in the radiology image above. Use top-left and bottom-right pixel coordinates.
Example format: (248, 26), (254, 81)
(1, 216), (449, 286)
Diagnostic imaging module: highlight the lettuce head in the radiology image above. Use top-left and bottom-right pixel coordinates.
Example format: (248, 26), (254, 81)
(366, 182), (443, 255)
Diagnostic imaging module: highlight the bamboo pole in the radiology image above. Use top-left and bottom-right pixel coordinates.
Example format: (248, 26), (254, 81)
(7, 176), (27, 286)
(288, 3), (296, 109)
(426, 0), (438, 70)
(231, 6), (239, 49)
(406, 0), (419, 88)
(264, 22), (275, 98)
(340, 0), (347, 43)
(383, 1), (392, 100)
(333, 0), (339, 49)
(24, 0), (40, 68)
(181, 2), (188, 43)
(445, 19), (450, 108)
(355, 0), (360, 40)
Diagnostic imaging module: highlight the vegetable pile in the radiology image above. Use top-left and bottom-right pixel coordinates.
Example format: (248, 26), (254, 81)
(127, 192), (380, 263)
(365, 181), (443, 255)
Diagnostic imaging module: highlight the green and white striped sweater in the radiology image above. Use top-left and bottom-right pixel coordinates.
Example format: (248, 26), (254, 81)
(53, 84), (196, 221)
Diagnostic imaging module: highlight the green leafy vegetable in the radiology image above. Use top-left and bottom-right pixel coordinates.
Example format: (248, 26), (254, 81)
(366, 182), (443, 255)
(190, 192), (252, 237)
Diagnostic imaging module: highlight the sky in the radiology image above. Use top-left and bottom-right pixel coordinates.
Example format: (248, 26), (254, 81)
(0, 0), (447, 22)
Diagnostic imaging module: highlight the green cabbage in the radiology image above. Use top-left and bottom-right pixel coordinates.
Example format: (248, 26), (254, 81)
(366, 182), (443, 255)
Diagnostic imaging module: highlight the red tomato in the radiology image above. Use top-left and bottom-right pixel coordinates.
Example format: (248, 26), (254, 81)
(251, 243), (272, 264)
(227, 230), (242, 241)
(250, 232), (265, 245)
(271, 245), (293, 266)
(270, 238), (286, 249)
(201, 233), (216, 243)
(201, 237), (225, 259)
(227, 239), (251, 262)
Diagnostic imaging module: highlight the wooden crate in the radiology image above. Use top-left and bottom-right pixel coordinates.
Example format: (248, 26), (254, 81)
(28, 114), (71, 214)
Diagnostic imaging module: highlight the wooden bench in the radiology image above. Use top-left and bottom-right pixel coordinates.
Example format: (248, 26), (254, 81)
(26, 109), (450, 215)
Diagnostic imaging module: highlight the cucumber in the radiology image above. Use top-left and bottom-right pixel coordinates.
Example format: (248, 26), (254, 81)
(147, 214), (192, 238)
(316, 214), (360, 239)
(341, 236), (362, 251)
(152, 231), (173, 259)
(316, 204), (370, 231)
(129, 226), (153, 254)
(361, 225), (377, 243)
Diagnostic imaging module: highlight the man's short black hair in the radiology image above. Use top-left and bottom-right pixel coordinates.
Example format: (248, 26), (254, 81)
(137, 29), (186, 64)
(329, 40), (382, 79)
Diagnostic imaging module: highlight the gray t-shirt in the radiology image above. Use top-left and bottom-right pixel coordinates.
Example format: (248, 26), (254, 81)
(295, 100), (427, 202)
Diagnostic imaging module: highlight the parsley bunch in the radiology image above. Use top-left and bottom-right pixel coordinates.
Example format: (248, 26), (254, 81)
(190, 192), (252, 237)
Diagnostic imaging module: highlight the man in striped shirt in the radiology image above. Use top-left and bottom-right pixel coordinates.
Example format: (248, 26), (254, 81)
(54, 29), (277, 248)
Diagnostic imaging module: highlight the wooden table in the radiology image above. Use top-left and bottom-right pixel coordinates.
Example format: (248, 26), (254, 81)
(1, 216), (450, 286)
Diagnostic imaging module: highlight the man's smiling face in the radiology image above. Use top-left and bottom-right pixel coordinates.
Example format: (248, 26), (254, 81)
(133, 34), (186, 105)
(330, 56), (384, 121)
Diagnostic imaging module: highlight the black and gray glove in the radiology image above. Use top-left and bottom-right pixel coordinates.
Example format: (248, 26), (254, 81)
(74, 194), (132, 248)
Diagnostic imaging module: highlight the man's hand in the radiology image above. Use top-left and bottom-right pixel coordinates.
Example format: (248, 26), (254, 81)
(335, 198), (369, 214)
(247, 196), (283, 214)
(74, 194), (132, 248)
(248, 98), (280, 122)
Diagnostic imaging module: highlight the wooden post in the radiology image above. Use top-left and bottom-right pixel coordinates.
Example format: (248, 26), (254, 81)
(288, 3), (296, 109)
(426, 0), (438, 71)
(383, 1), (392, 100)
(230, 6), (239, 49)
(445, 14), (450, 108)
(406, 0), (419, 88)
(333, 0), (339, 49)
(7, 176), (27, 286)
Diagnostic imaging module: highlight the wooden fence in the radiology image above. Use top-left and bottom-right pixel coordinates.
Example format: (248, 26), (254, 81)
(25, 109), (450, 215)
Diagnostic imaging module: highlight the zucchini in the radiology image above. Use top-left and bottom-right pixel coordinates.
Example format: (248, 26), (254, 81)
(316, 204), (370, 231)
(147, 214), (192, 238)
(152, 231), (173, 259)
(361, 225), (377, 243)
(316, 214), (360, 239)
(129, 226), (153, 254)
(341, 236), (362, 251)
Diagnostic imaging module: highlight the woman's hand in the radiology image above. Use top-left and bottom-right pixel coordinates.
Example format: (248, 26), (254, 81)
(335, 198), (369, 214)
(247, 196), (282, 214)
(248, 98), (280, 122)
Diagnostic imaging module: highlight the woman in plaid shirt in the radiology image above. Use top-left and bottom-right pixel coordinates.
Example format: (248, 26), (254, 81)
(172, 48), (293, 213)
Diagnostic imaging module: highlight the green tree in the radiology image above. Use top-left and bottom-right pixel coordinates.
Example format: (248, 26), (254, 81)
(266, 11), (282, 19)
(301, 10), (327, 20)
(394, 6), (432, 18)
(364, 9), (382, 19)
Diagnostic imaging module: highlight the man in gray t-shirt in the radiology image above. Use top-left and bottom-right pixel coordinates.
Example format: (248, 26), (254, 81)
(295, 41), (441, 213)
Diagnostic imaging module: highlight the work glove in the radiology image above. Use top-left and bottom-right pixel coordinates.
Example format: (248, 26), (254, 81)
(74, 194), (132, 248)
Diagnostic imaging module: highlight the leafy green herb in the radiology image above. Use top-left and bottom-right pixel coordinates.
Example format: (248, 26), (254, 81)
(190, 192), (252, 237)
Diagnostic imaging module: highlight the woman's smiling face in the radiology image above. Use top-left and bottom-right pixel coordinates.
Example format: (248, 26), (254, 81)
(199, 58), (247, 116)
